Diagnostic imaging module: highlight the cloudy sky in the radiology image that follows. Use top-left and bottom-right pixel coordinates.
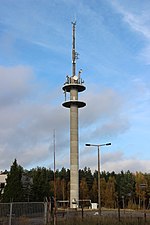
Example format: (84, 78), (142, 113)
(0, 0), (150, 173)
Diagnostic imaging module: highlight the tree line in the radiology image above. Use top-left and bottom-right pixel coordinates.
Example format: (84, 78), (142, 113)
(0, 159), (150, 209)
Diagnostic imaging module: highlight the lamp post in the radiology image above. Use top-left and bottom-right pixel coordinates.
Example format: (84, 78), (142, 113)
(85, 143), (111, 218)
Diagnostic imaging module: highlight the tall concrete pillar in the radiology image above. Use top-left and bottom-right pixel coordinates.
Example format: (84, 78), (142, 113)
(70, 104), (78, 206)
(62, 22), (86, 208)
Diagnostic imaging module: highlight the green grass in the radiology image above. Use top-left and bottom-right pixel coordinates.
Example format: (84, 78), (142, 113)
(49, 216), (150, 225)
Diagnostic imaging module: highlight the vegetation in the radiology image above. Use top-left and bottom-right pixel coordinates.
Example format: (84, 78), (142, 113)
(1, 159), (150, 211)
(55, 217), (150, 225)
(2, 159), (24, 202)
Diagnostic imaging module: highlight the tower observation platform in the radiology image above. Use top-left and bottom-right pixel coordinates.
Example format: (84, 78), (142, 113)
(62, 22), (86, 208)
(62, 76), (86, 108)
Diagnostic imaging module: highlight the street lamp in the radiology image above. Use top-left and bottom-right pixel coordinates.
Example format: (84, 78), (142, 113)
(85, 142), (111, 218)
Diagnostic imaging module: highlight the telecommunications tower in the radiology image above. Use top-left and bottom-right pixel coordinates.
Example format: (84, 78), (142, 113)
(62, 22), (86, 208)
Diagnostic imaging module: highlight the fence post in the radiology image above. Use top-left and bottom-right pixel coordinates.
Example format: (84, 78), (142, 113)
(9, 203), (12, 225)
(44, 202), (48, 225)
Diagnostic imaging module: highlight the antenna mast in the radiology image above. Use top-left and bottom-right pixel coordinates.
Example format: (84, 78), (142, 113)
(72, 21), (76, 77)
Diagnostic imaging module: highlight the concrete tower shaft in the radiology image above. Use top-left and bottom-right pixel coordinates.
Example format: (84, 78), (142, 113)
(62, 22), (86, 208)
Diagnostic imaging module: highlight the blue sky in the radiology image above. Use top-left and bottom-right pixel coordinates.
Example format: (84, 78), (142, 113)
(0, 0), (150, 173)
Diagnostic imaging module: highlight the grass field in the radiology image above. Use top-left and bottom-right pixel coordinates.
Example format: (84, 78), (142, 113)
(50, 209), (150, 225)
(54, 217), (150, 225)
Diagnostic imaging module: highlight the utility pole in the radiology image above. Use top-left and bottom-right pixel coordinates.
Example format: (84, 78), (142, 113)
(53, 130), (57, 225)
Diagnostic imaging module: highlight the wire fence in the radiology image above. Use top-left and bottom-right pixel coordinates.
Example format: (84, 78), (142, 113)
(0, 202), (47, 225)
(1, 202), (150, 225)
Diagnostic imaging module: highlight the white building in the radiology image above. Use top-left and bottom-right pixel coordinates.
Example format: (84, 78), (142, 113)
(0, 174), (7, 194)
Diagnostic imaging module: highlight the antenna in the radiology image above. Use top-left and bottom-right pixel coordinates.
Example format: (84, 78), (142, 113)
(78, 69), (82, 80)
(74, 13), (77, 23)
(72, 21), (76, 77)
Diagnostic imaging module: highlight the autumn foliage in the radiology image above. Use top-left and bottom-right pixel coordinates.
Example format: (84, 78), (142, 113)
(1, 160), (150, 210)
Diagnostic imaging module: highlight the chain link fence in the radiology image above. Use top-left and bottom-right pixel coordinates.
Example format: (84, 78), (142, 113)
(0, 202), (48, 225)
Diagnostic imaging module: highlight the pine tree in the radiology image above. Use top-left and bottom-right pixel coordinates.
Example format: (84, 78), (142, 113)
(90, 177), (98, 203)
(3, 159), (24, 202)
(30, 167), (50, 201)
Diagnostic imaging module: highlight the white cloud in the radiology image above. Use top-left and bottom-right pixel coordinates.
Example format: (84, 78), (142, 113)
(79, 87), (130, 143)
(103, 158), (150, 174)
(93, 118), (129, 138)
(111, 1), (150, 37)
(0, 65), (69, 170)
(0, 66), (130, 171)
(110, 1), (150, 64)
(81, 88), (124, 124)
(123, 12), (150, 39)
(0, 66), (34, 106)
(80, 148), (150, 173)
